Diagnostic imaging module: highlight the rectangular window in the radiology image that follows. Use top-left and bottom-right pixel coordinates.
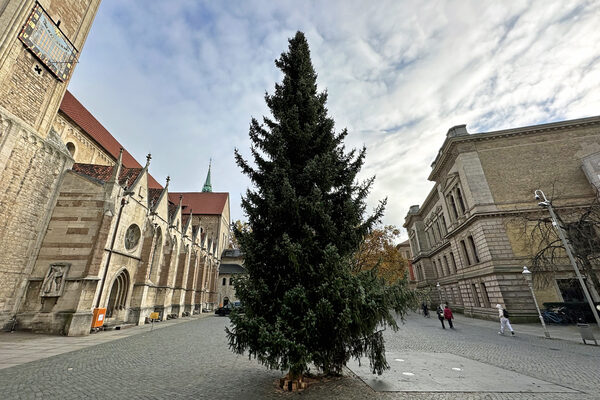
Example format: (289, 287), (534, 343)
(410, 236), (418, 255)
(449, 252), (457, 273)
(448, 195), (459, 220)
(471, 284), (481, 307)
(440, 215), (447, 234)
(434, 219), (442, 241)
(426, 230), (433, 248)
(456, 187), (466, 214)
(468, 235), (480, 263)
(556, 278), (585, 302)
(432, 260), (440, 277)
(566, 221), (600, 255)
(461, 240), (471, 265)
(442, 256), (449, 275)
(480, 282), (491, 307)
(431, 225), (439, 243)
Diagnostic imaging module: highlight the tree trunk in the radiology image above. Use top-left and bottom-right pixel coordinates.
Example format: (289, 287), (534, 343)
(280, 371), (306, 392)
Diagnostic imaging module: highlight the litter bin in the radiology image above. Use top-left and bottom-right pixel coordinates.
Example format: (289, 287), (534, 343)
(92, 308), (106, 329)
(577, 323), (598, 345)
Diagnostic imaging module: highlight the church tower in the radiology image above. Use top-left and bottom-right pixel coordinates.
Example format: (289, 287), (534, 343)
(202, 160), (212, 192)
(0, 1), (101, 329)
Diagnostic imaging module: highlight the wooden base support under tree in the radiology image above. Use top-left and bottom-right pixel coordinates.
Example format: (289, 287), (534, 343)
(279, 374), (308, 392)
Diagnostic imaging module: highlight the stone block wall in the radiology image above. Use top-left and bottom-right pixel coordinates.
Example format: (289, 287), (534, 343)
(16, 171), (108, 335)
(0, 108), (72, 329)
(0, 0), (100, 331)
(477, 126), (600, 207)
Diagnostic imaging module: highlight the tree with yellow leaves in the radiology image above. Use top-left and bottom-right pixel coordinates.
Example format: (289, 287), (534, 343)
(353, 225), (408, 285)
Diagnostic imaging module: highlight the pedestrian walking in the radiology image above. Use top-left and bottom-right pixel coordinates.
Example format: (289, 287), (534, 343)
(436, 305), (446, 329)
(422, 302), (429, 318)
(444, 303), (454, 329)
(496, 304), (515, 336)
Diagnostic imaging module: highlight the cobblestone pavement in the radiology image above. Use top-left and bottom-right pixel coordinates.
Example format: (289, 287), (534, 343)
(0, 313), (598, 399)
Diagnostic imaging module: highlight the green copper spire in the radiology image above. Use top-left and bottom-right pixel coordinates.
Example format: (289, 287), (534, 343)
(202, 159), (212, 192)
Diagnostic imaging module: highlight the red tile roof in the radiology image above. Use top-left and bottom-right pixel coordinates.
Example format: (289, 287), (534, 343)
(168, 192), (228, 215)
(148, 188), (163, 209)
(72, 163), (142, 188)
(60, 91), (162, 189)
(168, 202), (178, 220)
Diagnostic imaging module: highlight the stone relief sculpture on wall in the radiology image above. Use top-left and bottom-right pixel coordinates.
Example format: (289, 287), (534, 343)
(40, 263), (70, 297)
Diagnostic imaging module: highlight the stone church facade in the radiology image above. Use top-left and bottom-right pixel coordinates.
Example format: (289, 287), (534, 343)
(0, 1), (230, 335)
(405, 117), (600, 321)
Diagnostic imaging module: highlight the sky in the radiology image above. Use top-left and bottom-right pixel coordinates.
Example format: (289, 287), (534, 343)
(67, 0), (600, 237)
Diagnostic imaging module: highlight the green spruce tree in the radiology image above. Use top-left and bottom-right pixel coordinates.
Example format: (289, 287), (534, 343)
(228, 31), (415, 379)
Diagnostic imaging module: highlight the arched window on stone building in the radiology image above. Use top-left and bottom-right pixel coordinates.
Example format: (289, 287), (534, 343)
(66, 142), (75, 157)
(107, 269), (130, 318)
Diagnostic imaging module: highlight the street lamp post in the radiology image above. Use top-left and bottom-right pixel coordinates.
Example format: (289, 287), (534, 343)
(522, 266), (551, 339)
(534, 189), (600, 329)
(436, 282), (442, 306)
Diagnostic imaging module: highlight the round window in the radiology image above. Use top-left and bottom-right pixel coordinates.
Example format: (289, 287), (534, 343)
(124, 224), (141, 250)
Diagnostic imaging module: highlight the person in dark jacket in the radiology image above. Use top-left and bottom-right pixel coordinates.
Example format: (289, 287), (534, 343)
(422, 302), (429, 318)
(444, 303), (454, 329)
(436, 305), (445, 329)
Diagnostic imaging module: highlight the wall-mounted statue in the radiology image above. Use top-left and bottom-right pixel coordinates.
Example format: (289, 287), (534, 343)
(40, 263), (70, 297)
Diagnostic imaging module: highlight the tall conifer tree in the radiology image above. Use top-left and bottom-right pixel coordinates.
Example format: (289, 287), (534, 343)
(228, 32), (415, 378)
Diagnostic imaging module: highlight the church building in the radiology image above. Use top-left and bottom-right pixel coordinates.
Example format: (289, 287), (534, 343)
(0, 1), (230, 335)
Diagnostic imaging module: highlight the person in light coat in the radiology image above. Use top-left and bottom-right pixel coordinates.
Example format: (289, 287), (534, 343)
(496, 304), (515, 336)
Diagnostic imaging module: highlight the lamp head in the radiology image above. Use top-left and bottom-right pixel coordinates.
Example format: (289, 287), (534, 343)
(534, 193), (541, 201)
(522, 266), (532, 282)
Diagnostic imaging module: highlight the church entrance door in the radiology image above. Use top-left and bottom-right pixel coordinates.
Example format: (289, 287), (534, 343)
(106, 269), (130, 321)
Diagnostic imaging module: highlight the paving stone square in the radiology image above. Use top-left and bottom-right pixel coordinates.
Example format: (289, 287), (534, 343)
(347, 352), (575, 393)
(0, 313), (598, 399)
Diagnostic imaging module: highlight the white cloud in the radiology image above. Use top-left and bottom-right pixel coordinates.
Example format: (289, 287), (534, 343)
(67, 0), (600, 237)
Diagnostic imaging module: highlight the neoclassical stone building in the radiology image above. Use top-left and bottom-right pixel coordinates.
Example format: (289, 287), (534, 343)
(397, 240), (416, 288)
(404, 117), (600, 321)
(0, 1), (230, 335)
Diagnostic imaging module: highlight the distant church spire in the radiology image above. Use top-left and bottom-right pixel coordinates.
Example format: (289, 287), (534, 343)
(202, 159), (212, 192)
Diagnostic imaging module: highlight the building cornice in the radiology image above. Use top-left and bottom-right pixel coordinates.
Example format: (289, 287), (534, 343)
(429, 115), (600, 181)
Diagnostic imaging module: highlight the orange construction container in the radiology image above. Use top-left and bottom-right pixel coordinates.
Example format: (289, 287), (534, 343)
(91, 308), (106, 328)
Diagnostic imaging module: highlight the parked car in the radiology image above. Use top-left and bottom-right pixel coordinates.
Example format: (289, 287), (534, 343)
(215, 302), (244, 316)
(215, 303), (233, 316)
(232, 301), (244, 314)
